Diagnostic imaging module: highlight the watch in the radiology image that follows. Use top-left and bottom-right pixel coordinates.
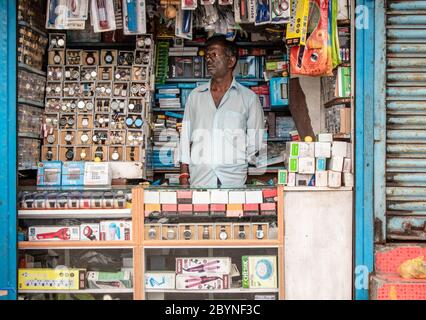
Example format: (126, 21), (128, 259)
(219, 226), (228, 240)
(115, 191), (126, 208)
(103, 192), (114, 208)
(256, 225), (265, 240)
(111, 147), (120, 161)
(134, 116), (143, 128)
(53, 51), (61, 64)
(167, 227), (176, 240)
(238, 225), (246, 240)
(80, 132), (89, 144)
(46, 147), (53, 161)
(128, 103), (135, 111)
(64, 132), (73, 144)
(148, 226), (156, 240)
(86, 101), (94, 111)
(58, 194), (68, 208)
(46, 134), (56, 144)
(183, 226), (192, 240)
(65, 148), (74, 161)
(95, 146), (104, 161)
(80, 148), (87, 160)
(77, 100), (85, 110)
(104, 51), (114, 64)
(82, 117), (89, 128)
(86, 52), (95, 65)
(202, 226), (210, 240)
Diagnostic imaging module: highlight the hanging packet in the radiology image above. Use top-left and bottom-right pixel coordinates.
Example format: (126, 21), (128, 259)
(123, 0), (147, 35)
(175, 7), (193, 40)
(255, 0), (271, 25)
(219, 0), (233, 5)
(330, 0), (342, 68)
(201, 0), (216, 4)
(46, 0), (88, 30)
(181, 0), (198, 10)
(271, 0), (290, 24)
(91, 0), (117, 32)
(290, 0), (332, 76)
(285, 0), (309, 45)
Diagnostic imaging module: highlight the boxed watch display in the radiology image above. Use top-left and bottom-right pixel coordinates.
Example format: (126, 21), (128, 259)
(176, 257), (232, 275)
(109, 146), (124, 161)
(215, 224), (233, 241)
(66, 50), (82, 65)
(61, 161), (85, 186)
(177, 190), (193, 204)
(179, 224), (197, 241)
(175, 274), (230, 290)
(161, 224), (179, 240)
(145, 224), (162, 240)
(76, 146), (92, 161)
(234, 223), (252, 240)
(242, 256), (277, 289)
(36, 161), (62, 186)
(197, 224), (214, 240)
(28, 226), (80, 241)
(243, 204), (259, 216)
(145, 272), (175, 289)
(210, 190), (229, 204)
(99, 220), (132, 241)
(18, 268), (86, 290)
(80, 223), (100, 241)
(252, 223), (269, 240)
(100, 49), (118, 66)
(260, 203), (276, 215)
(42, 146), (59, 161)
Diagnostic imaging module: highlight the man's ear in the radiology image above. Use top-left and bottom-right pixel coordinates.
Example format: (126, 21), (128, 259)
(229, 56), (237, 70)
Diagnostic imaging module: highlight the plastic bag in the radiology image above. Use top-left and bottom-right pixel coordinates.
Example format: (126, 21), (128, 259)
(290, 0), (333, 76)
(398, 256), (426, 279)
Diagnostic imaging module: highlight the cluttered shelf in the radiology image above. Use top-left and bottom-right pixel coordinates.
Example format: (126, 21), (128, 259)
(66, 42), (135, 49)
(18, 208), (132, 219)
(17, 20), (47, 37)
(142, 240), (280, 248)
(152, 167), (285, 175)
(18, 241), (136, 249)
(145, 288), (279, 294)
(18, 63), (46, 77)
(184, 41), (284, 48)
(17, 98), (44, 109)
(18, 289), (134, 294)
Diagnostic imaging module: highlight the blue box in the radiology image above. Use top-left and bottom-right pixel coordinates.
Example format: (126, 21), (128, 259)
(37, 161), (62, 186)
(269, 77), (289, 107)
(62, 161), (85, 186)
(316, 158), (327, 171)
(233, 56), (259, 79)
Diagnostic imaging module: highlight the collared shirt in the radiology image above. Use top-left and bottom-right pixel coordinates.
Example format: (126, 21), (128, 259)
(179, 78), (265, 188)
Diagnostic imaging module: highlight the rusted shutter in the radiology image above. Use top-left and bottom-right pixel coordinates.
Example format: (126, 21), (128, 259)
(386, 0), (426, 240)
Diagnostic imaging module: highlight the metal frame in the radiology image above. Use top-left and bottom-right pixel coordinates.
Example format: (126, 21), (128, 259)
(0, 0), (17, 300)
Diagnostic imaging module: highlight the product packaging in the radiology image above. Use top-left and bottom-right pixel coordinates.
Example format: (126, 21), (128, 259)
(91, 0), (117, 33)
(145, 272), (176, 289)
(28, 226), (80, 241)
(62, 161), (85, 186)
(271, 0), (290, 24)
(175, 274), (230, 289)
(175, 7), (193, 40)
(18, 268), (86, 290)
(176, 257), (232, 275)
(315, 171), (328, 187)
(80, 223), (100, 241)
(255, 0), (271, 25)
(99, 220), (132, 241)
(242, 256), (277, 288)
(86, 271), (132, 289)
(46, 0), (88, 30)
(269, 77), (288, 106)
(37, 161), (62, 186)
(83, 162), (112, 185)
(123, 0), (147, 35)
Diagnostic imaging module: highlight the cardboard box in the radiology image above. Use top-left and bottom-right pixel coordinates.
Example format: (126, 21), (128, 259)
(175, 274), (230, 290)
(260, 203), (276, 215)
(228, 191), (246, 204)
(210, 204), (226, 217)
(99, 220), (132, 241)
(328, 171), (342, 188)
(314, 142), (331, 158)
(28, 226), (80, 241)
(245, 191), (263, 204)
(343, 158), (352, 173)
(177, 204), (193, 215)
(177, 190), (193, 204)
(316, 158), (327, 171)
(288, 157), (298, 173)
(287, 172), (296, 186)
(290, 142), (315, 157)
(83, 162), (111, 185)
(145, 272), (175, 289)
(318, 133), (333, 142)
(343, 172), (354, 187)
(332, 142), (349, 157)
(86, 271), (132, 289)
(162, 204), (178, 216)
(269, 77), (288, 106)
(144, 191), (160, 204)
(80, 224), (100, 241)
(242, 256), (277, 289)
(36, 161), (62, 186)
(315, 171), (328, 187)
(18, 268), (86, 290)
(263, 188), (277, 201)
(192, 191), (210, 204)
(298, 157), (315, 174)
(62, 161), (85, 186)
(193, 204), (210, 217)
(243, 204), (259, 216)
(159, 191), (177, 204)
(226, 204), (243, 217)
(295, 174), (315, 187)
(278, 170), (288, 185)
(144, 204), (161, 217)
(176, 257), (232, 275)
(329, 157), (344, 172)
(210, 190), (229, 204)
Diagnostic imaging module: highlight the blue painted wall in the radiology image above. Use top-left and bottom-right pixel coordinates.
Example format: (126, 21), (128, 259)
(0, 0), (17, 300)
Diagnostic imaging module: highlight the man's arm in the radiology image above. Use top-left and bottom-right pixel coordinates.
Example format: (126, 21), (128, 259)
(246, 95), (265, 164)
(179, 94), (192, 186)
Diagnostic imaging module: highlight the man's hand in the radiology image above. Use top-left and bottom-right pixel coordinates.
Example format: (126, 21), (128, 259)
(180, 177), (190, 187)
(180, 163), (190, 187)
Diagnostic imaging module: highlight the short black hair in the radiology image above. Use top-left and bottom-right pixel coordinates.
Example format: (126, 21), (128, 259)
(206, 34), (238, 59)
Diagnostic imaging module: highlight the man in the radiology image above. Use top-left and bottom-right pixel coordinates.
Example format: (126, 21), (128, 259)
(179, 35), (265, 187)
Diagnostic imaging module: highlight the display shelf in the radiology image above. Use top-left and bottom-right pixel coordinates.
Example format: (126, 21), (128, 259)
(18, 241), (135, 249)
(17, 20), (47, 37)
(323, 97), (352, 108)
(18, 63), (46, 77)
(333, 133), (351, 140)
(19, 289), (134, 294)
(283, 186), (353, 192)
(18, 208), (132, 219)
(142, 240), (280, 248)
(18, 132), (41, 139)
(17, 98), (44, 109)
(153, 167), (180, 173)
(165, 78), (265, 83)
(67, 42), (135, 49)
(145, 288), (279, 294)
(18, 185), (133, 191)
(152, 108), (184, 112)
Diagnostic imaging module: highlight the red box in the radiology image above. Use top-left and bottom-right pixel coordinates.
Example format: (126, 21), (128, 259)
(260, 203), (276, 215)
(243, 204), (259, 216)
(178, 204), (193, 215)
(193, 204), (209, 217)
(162, 204), (177, 216)
(210, 204), (226, 217)
(263, 188), (277, 202)
(370, 273), (426, 300)
(177, 190), (193, 204)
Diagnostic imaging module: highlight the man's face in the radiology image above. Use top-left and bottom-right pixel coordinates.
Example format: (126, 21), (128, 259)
(205, 43), (235, 78)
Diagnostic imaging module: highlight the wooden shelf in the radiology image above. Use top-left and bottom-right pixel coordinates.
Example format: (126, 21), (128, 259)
(142, 240), (280, 248)
(145, 288), (279, 294)
(18, 20), (47, 37)
(323, 97), (352, 108)
(152, 108), (184, 112)
(18, 241), (135, 249)
(17, 98), (44, 108)
(19, 289), (134, 294)
(18, 132), (41, 139)
(18, 208), (132, 219)
(18, 63), (46, 77)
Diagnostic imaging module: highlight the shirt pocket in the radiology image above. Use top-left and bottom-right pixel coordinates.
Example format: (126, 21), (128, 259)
(223, 111), (245, 131)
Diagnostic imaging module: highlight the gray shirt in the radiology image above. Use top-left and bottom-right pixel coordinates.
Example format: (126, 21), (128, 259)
(179, 78), (265, 187)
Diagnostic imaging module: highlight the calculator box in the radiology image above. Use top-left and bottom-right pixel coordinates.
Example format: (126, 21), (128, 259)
(37, 161), (62, 186)
(62, 161), (85, 186)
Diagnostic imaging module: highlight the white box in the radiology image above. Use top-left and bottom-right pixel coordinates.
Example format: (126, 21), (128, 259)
(318, 133), (333, 142)
(100, 220), (132, 241)
(192, 191), (211, 204)
(242, 256), (277, 289)
(84, 162), (112, 185)
(210, 190), (229, 204)
(144, 191), (160, 204)
(80, 224), (100, 241)
(228, 191), (246, 204)
(245, 191), (263, 204)
(145, 272), (176, 289)
(315, 171), (328, 187)
(176, 274), (230, 290)
(159, 191), (177, 204)
(299, 142), (315, 157)
(175, 257), (232, 275)
(328, 171), (342, 188)
(332, 142), (349, 157)
(287, 173), (296, 187)
(329, 157), (344, 172)
(295, 174), (315, 187)
(28, 226), (80, 241)
(343, 172), (354, 187)
(314, 142), (331, 158)
(343, 158), (352, 173)
(298, 157), (315, 174)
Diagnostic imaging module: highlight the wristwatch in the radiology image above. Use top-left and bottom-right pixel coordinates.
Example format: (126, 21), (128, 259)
(86, 52), (95, 65)
(81, 117), (89, 128)
(80, 148), (87, 160)
(202, 226), (210, 240)
(183, 225), (192, 240)
(65, 148), (74, 161)
(46, 147), (53, 161)
(167, 226), (176, 240)
(65, 132), (73, 144)
(80, 132), (89, 144)
(238, 225), (246, 240)
(115, 191), (126, 208)
(53, 51), (62, 64)
(148, 226), (156, 240)
(46, 134), (56, 144)
(256, 225), (265, 240)
(104, 51), (114, 64)
(103, 192), (114, 208)
(95, 146), (104, 161)
(219, 226), (228, 240)
(111, 147), (120, 161)
(57, 193), (68, 209)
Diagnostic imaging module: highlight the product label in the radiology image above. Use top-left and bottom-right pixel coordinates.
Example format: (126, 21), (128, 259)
(290, 143), (299, 157)
(242, 256), (249, 288)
